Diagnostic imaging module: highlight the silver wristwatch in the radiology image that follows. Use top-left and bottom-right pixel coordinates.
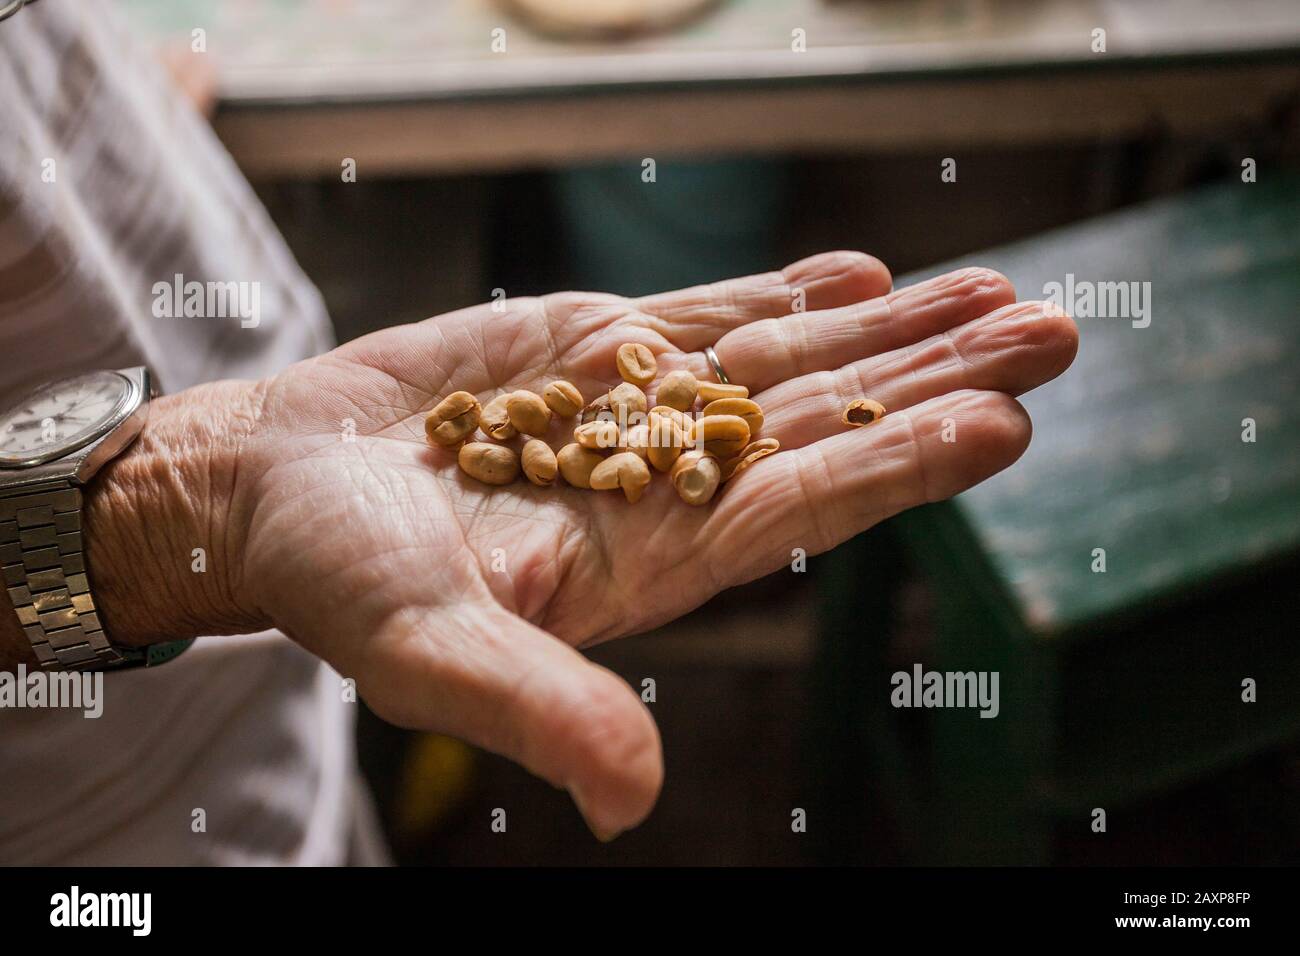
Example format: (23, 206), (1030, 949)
(0, 367), (192, 670)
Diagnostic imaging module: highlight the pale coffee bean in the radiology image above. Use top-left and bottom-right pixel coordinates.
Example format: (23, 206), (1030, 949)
(646, 412), (685, 473)
(608, 381), (648, 421)
(655, 370), (698, 412)
(721, 437), (780, 482)
(701, 397), (763, 436)
(589, 452), (652, 503)
(574, 419), (621, 450)
(691, 414), (750, 458)
(697, 382), (749, 404)
(458, 442), (520, 485)
(650, 405), (690, 430)
(543, 380), (584, 417)
(842, 398), (886, 426)
(670, 451), (721, 506)
(556, 443), (605, 488)
(425, 391), (482, 448)
(521, 439), (558, 486)
(506, 390), (552, 437)
(615, 343), (657, 387)
(480, 394), (517, 441)
(580, 392), (614, 424)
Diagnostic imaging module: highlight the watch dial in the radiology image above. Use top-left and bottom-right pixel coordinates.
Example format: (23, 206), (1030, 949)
(0, 371), (132, 465)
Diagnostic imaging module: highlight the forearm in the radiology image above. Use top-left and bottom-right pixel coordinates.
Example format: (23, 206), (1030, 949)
(0, 381), (267, 671)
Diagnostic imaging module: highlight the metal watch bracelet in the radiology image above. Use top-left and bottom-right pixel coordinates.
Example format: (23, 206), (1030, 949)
(1, 477), (121, 668)
(1, 477), (192, 670)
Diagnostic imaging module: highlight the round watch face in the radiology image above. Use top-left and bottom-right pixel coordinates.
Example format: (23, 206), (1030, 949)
(0, 371), (135, 467)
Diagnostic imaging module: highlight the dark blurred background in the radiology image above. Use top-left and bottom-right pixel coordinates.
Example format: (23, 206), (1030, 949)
(124, 0), (1300, 865)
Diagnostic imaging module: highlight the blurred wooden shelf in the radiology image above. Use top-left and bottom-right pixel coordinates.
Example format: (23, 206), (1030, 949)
(120, 0), (1300, 177)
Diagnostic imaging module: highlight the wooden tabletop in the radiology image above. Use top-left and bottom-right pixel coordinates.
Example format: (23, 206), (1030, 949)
(899, 173), (1300, 639)
(118, 0), (1300, 176)
(121, 0), (1300, 103)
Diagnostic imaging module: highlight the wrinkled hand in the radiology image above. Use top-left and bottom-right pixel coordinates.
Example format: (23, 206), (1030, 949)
(224, 253), (1076, 839)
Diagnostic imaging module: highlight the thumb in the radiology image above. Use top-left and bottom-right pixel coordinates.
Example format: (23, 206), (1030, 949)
(355, 602), (663, 841)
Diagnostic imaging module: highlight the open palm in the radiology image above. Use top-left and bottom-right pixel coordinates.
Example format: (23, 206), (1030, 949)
(230, 252), (1077, 839)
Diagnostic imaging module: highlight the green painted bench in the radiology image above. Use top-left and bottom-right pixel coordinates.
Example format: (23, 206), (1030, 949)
(815, 173), (1300, 864)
